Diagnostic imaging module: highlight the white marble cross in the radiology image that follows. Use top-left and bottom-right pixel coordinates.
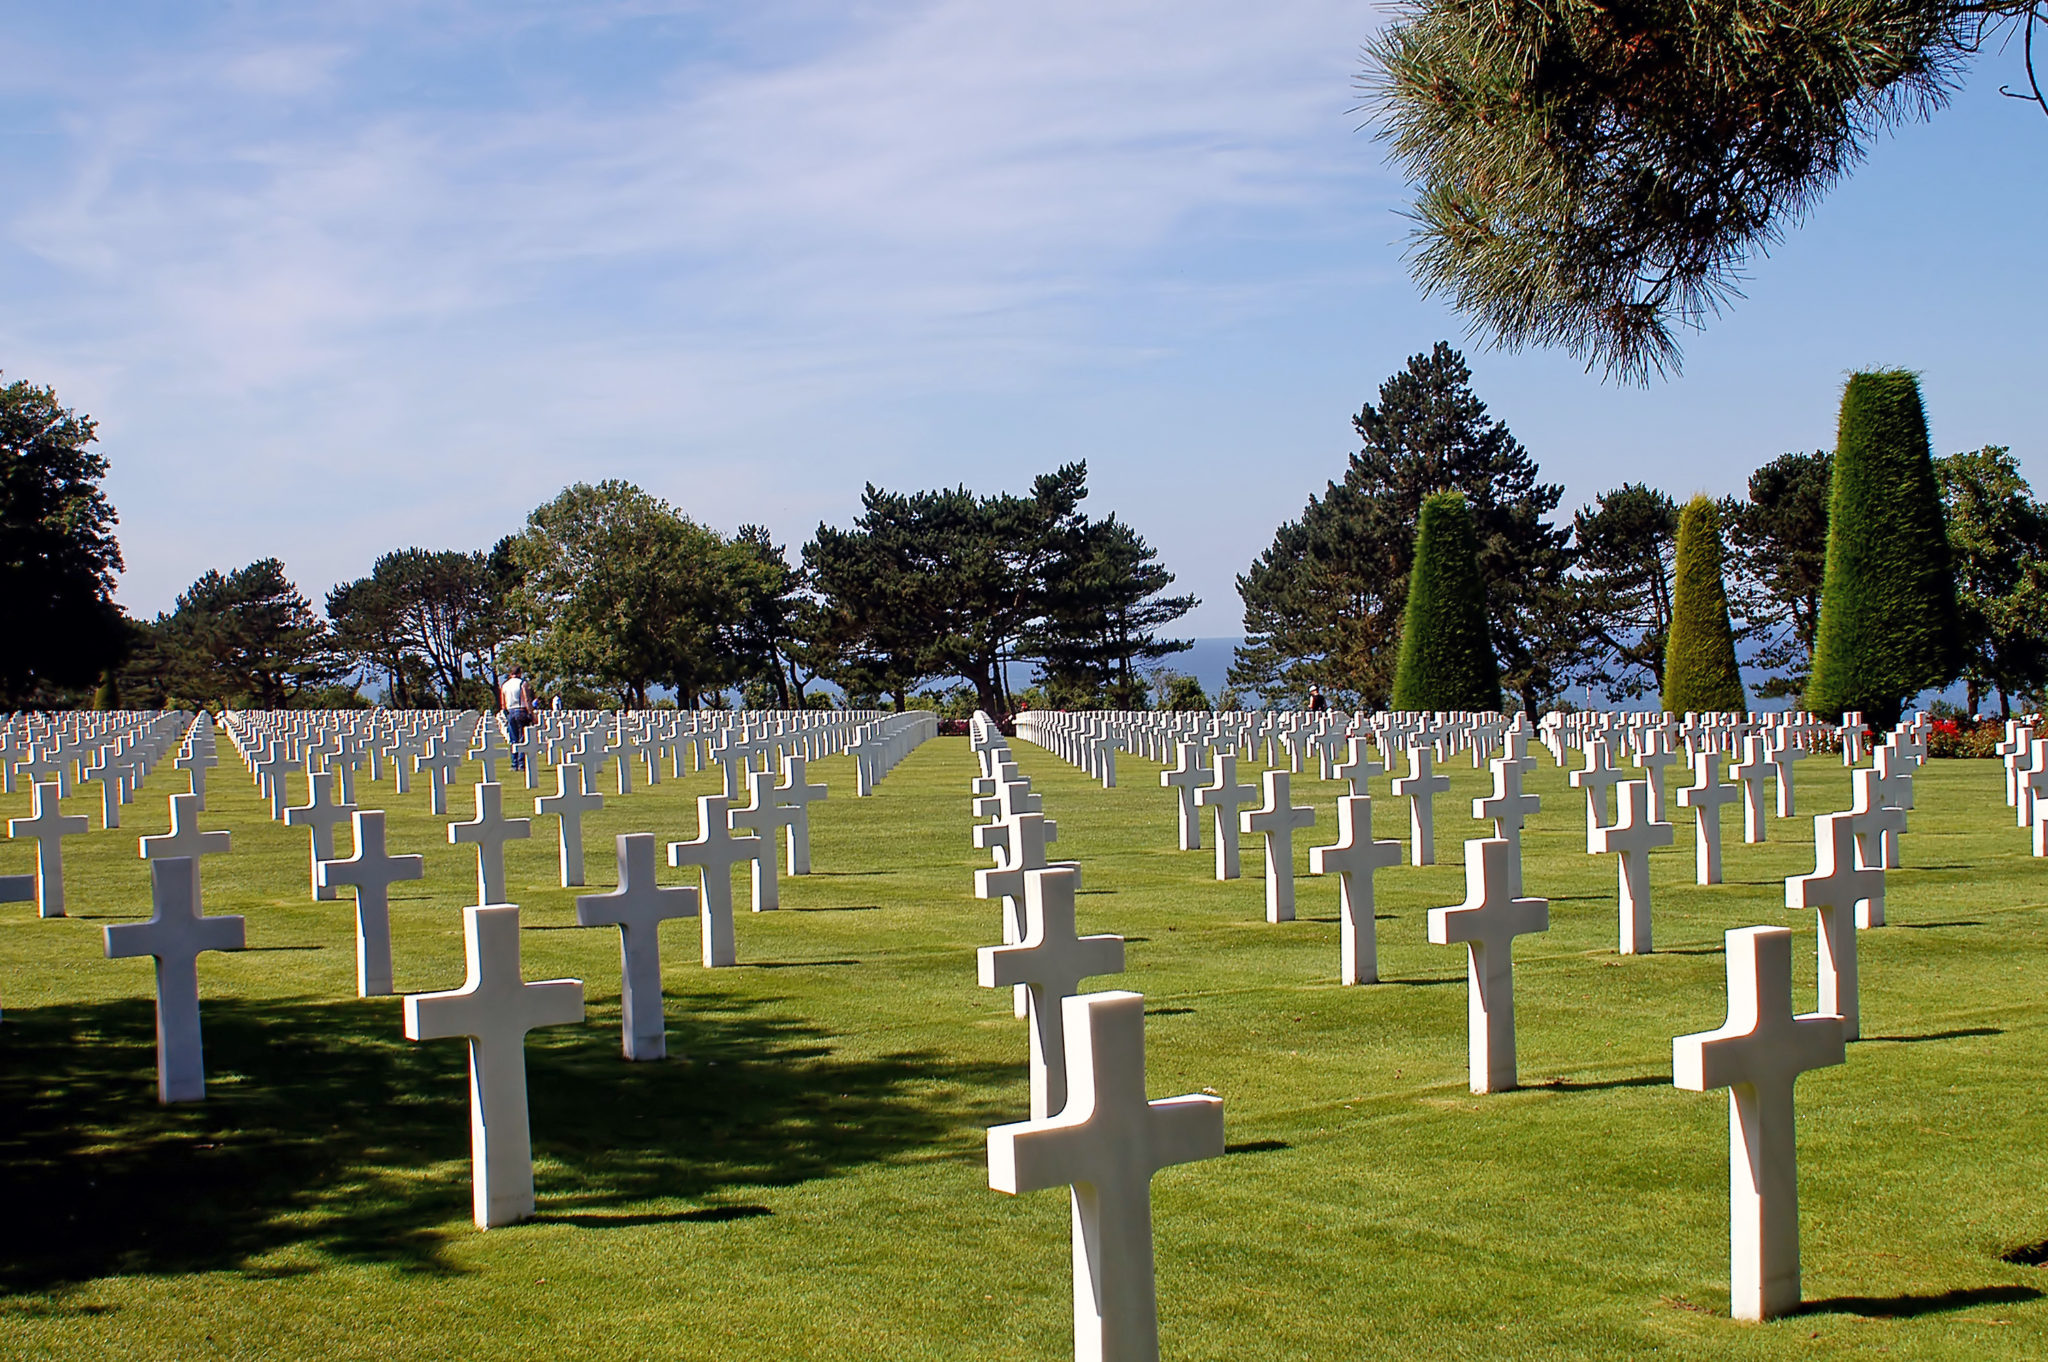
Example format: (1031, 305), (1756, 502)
(1675, 752), (1738, 885)
(534, 763), (605, 888)
(1193, 753), (1256, 881)
(1473, 755), (1542, 896)
(1242, 769), (1316, 923)
(1673, 925), (1844, 1320)
(449, 781), (532, 905)
(1729, 735), (1773, 844)
(1331, 736), (1383, 796)
(773, 755), (828, 875)
(1310, 794), (1403, 984)
(103, 857), (246, 1103)
(139, 792), (232, 904)
(318, 810), (425, 997)
(415, 737), (464, 816)
(667, 794), (762, 968)
(1845, 767), (1907, 874)
(1589, 779), (1674, 954)
(1632, 728), (1680, 822)
(1766, 734), (1805, 818)
(404, 903), (584, 1228)
(987, 990), (1224, 1362)
(252, 745), (294, 819)
(8, 781), (89, 918)
(1159, 743), (1209, 851)
(1787, 812), (1881, 1037)
(1427, 837), (1549, 1093)
(175, 736), (218, 810)
(1569, 738), (1627, 835)
(728, 769), (799, 911)
(978, 866), (1125, 1119)
(576, 833), (699, 1061)
(284, 769), (356, 901)
(1390, 747), (1451, 867)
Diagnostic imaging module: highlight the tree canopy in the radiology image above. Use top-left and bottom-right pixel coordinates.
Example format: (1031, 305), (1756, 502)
(1231, 343), (1568, 713)
(0, 377), (127, 706)
(1363, 0), (2036, 381)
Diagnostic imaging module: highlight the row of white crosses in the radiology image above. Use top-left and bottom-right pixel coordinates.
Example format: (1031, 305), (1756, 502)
(969, 713), (1224, 1362)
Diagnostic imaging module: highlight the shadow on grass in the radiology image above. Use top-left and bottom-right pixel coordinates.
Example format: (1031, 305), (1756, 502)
(1865, 1027), (2003, 1044)
(1147, 1007), (1195, 1017)
(1896, 920), (1985, 930)
(738, 959), (862, 970)
(1799, 1284), (2041, 1317)
(1532, 1075), (1669, 1092)
(1224, 1140), (1290, 1156)
(0, 993), (1012, 1293)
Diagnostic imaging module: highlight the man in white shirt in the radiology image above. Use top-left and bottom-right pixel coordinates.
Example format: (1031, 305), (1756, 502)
(500, 667), (536, 769)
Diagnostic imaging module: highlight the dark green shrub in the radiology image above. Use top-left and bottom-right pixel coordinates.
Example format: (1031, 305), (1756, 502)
(1392, 491), (1503, 711)
(1805, 371), (1960, 729)
(1662, 495), (1747, 713)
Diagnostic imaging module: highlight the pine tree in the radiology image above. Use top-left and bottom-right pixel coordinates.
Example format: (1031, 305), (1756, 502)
(1232, 343), (1567, 711)
(1392, 491), (1502, 711)
(1662, 496), (1747, 714)
(1804, 371), (1960, 729)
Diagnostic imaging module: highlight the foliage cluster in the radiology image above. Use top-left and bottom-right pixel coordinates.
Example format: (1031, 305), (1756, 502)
(1390, 492), (1502, 711)
(1660, 497), (1747, 714)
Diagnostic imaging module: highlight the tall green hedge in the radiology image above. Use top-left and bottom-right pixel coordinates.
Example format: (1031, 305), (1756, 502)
(1804, 371), (1959, 729)
(1661, 495), (1747, 714)
(1392, 491), (1502, 711)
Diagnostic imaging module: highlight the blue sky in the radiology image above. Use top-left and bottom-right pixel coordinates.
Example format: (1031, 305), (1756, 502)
(4, 1), (2043, 636)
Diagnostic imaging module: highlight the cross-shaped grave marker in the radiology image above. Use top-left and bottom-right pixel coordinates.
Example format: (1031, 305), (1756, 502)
(1569, 738), (1627, 836)
(284, 769), (356, 901)
(1787, 812), (1881, 1037)
(1473, 756), (1542, 898)
(318, 810), (425, 997)
(103, 857), (246, 1103)
(1730, 735), (1773, 844)
(1331, 736), (1383, 797)
(1845, 767), (1907, 876)
(1633, 728), (1680, 821)
(9, 781), (89, 918)
(1767, 733), (1805, 818)
(774, 755), (829, 875)
(416, 736), (464, 816)
(139, 792), (233, 902)
(576, 833), (699, 1061)
(987, 990), (1224, 1362)
(667, 794), (762, 968)
(404, 904), (584, 1227)
(728, 768), (799, 911)
(1193, 752), (1256, 881)
(448, 781), (531, 905)
(1242, 769), (1316, 923)
(1427, 837), (1549, 1093)
(1589, 779), (1674, 955)
(175, 734), (217, 810)
(1673, 925), (1844, 1321)
(1675, 752), (1738, 885)
(978, 865), (1125, 1119)
(1310, 794), (1404, 985)
(252, 745), (295, 819)
(534, 763), (605, 888)
(1158, 742), (1210, 851)
(1390, 746), (1452, 867)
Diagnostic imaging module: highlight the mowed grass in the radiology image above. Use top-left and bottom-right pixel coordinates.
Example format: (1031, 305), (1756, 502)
(2, 731), (2047, 1360)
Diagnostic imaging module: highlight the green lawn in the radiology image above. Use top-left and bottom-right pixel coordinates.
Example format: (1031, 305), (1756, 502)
(3, 732), (2046, 1360)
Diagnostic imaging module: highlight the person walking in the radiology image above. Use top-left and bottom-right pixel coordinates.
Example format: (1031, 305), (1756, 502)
(500, 666), (537, 769)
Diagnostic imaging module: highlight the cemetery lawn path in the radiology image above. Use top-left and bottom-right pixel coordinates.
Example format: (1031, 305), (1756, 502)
(3, 736), (2048, 1359)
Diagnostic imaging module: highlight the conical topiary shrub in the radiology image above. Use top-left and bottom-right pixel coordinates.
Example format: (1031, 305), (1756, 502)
(1392, 491), (1502, 711)
(1804, 371), (1960, 729)
(1662, 495), (1747, 714)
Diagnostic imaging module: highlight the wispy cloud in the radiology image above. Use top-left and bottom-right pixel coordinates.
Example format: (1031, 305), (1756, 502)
(2, 1), (1389, 617)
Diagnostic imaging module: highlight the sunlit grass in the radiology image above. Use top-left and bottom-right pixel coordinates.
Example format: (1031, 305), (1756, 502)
(1, 733), (2045, 1359)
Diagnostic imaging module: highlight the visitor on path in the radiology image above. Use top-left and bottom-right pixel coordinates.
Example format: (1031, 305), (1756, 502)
(500, 667), (536, 769)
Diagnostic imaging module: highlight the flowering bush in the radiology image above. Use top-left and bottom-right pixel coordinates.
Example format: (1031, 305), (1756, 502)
(1928, 718), (2001, 759)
